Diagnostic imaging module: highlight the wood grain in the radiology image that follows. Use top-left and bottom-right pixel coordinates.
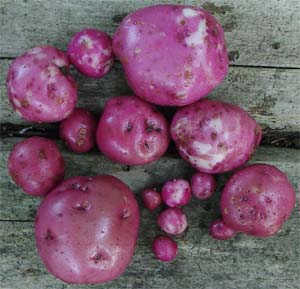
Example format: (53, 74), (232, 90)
(0, 0), (300, 288)
(1, 59), (299, 131)
(0, 0), (299, 68)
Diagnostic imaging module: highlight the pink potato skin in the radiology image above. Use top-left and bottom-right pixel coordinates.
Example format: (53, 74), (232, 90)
(141, 188), (162, 211)
(157, 208), (188, 235)
(191, 172), (216, 200)
(35, 175), (139, 284)
(7, 137), (65, 196)
(209, 219), (235, 240)
(67, 29), (114, 78)
(152, 236), (178, 262)
(221, 164), (296, 237)
(6, 46), (77, 122)
(59, 108), (98, 153)
(96, 96), (170, 165)
(113, 5), (228, 106)
(161, 179), (191, 207)
(171, 99), (262, 174)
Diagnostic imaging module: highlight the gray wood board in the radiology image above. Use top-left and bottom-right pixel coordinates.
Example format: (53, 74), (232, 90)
(0, 0), (299, 68)
(1, 60), (299, 131)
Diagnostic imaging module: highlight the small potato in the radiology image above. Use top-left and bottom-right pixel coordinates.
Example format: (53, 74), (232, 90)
(161, 179), (191, 207)
(191, 172), (216, 200)
(6, 46), (77, 122)
(35, 175), (139, 284)
(67, 29), (114, 78)
(113, 5), (228, 106)
(157, 208), (188, 235)
(96, 96), (170, 165)
(152, 236), (178, 262)
(7, 137), (65, 196)
(221, 164), (296, 237)
(59, 108), (98, 153)
(141, 188), (162, 211)
(209, 219), (235, 240)
(171, 99), (262, 174)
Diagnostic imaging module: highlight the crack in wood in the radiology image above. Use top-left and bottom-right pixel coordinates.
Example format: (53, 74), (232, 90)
(1, 123), (299, 149)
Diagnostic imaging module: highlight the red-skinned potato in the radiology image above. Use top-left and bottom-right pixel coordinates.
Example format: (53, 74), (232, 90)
(158, 208), (188, 235)
(113, 5), (228, 106)
(221, 164), (296, 237)
(96, 96), (170, 165)
(7, 137), (65, 196)
(6, 46), (77, 122)
(59, 108), (98, 153)
(161, 179), (191, 207)
(171, 99), (262, 174)
(141, 188), (162, 211)
(209, 219), (235, 240)
(191, 172), (216, 200)
(67, 29), (114, 78)
(152, 236), (178, 262)
(35, 175), (139, 284)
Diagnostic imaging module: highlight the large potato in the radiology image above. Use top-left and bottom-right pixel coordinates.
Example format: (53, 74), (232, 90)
(35, 175), (139, 284)
(113, 5), (228, 106)
(221, 164), (296, 237)
(170, 99), (262, 174)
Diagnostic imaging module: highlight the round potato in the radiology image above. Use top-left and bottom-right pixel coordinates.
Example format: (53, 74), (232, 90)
(8, 137), (65, 196)
(96, 96), (170, 165)
(113, 5), (228, 106)
(6, 46), (77, 122)
(171, 99), (262, 174)
(221, 164), (296, 237)
(35, 175), (140, 284)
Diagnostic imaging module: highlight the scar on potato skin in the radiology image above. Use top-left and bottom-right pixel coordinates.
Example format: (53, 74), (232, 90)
(45, 229), (54, 240)
(76, 137), (85, 146)
(211, 132), (217, 140)
(21, 98), (29, 108)
(38, 149), (47, 159)
(126, 121), (133, 132)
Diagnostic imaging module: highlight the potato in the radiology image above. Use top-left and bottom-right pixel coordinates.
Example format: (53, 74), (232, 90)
(96, 96), (170, 165)
(171, 99), (262, 174)
(191, 172), (216, 200)
(157, 208), (188, 235)
(221, 164), (296, 237)
(59, 108), (98, 153)
(35, 175), (139, 284)
(7, 137), (65, 196)
(113, 5), (228, 106)
(209, 219), (235, 240)
(141, 188), (162, 211)
(161, 179), (191, 207)
(67, 29), (114, 78)
(6, 46), (77, 122)
(152, 236), (178, 262)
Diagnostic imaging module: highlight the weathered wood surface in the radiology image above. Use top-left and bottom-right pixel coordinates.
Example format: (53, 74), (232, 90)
(0, 0), (299, 68)
(0, 138), (299, 289)
(0, 0), (300, 288)
(1, 138), (299, 221)
(1, 59), (300, 132)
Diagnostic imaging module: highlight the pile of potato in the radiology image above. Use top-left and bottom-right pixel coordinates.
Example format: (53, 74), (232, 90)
(6, 4), (296, 285)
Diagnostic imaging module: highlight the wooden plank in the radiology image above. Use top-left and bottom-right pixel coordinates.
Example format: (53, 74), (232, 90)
(1, 59), (300, 131)
(0, 138), (299, 221)
(0, 0), (299, 67)
(0, 195), (299, 288)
